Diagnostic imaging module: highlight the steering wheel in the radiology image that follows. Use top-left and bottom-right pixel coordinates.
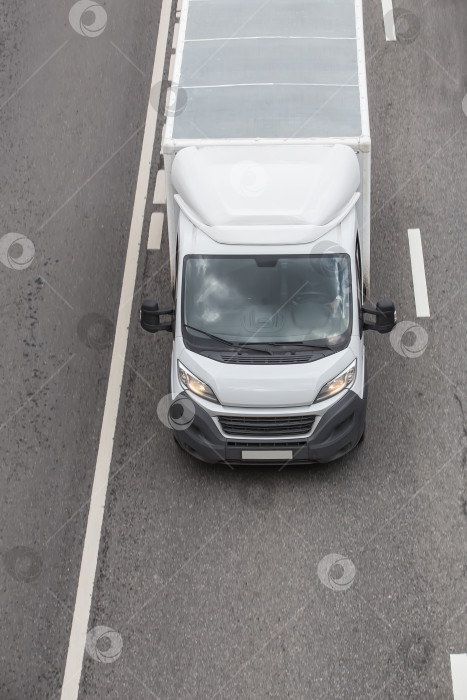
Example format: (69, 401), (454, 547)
(292, 291), (330, 303)
(291, 291), (333, 329)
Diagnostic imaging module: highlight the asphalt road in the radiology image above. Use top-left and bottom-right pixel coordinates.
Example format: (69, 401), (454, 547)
(1, 0), (466, 698)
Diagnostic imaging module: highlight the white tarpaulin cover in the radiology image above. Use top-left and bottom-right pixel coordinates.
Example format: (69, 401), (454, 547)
(172, 0), (364, 139)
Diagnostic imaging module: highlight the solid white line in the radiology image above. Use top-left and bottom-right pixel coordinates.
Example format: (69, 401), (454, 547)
(147, 212), (165, 250)
(381, 0), (396, 41)
(59, 0), (173, 697)
(451, 654), (467, 700)
(153, 170), (166, 204)
(408, 228), (430, 317)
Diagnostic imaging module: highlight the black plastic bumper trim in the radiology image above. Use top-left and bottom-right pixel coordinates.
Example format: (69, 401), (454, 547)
(170, 374), (367, 465)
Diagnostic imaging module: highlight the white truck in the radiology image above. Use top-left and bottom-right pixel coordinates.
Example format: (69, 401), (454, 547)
(140, 0), (396, 465)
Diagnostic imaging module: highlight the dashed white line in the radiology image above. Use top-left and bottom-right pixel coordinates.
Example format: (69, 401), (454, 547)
(148, 212), (165, 250)
(153, 169), (166, 204)
(59, 0), (173, 697)
(408, 228), (430, 317)
(168, 53), (175, 81)
(381, 0), (396, 41)
(451, 654), (467, 700)
(172, 22), (180, 49)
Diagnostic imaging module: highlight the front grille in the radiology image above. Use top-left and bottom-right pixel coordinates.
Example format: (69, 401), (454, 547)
(219, 415), (315, 437)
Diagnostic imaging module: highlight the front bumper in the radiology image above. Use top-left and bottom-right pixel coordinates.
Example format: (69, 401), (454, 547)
(169, 385), (367, 466)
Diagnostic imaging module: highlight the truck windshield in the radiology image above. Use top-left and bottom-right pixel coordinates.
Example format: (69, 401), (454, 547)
(182, 254), (352, 348)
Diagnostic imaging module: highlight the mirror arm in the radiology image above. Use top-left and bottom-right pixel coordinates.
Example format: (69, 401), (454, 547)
(361, 301), (396, 334)
(361, 303), (385, 317)
(140, 301), (174, 333)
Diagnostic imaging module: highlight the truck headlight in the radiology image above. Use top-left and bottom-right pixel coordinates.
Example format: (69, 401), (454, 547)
(177, 361), (219, 403)
(315, 360), (357, 403)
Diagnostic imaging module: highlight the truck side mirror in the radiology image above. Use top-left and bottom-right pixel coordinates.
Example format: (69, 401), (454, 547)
(140, 300), (174, 333)
(362, 300), (396, 334)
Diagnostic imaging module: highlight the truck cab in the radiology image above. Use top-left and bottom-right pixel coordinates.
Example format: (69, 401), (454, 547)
(141, 145), (395, 464)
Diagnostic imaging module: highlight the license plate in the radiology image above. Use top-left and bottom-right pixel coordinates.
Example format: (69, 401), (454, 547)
(241, 450), (293, 461)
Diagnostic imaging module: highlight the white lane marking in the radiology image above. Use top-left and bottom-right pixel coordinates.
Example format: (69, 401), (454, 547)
(59, 0), (173, 697)
(408, 228), (430, 317)
(168, 53), (175, 81)
(172, 22), (179, 49)
(451, 654), (467, 700)
(147, 212), (165, 250)
(381, 0), (396, 41)
(153, 170), (166, 204)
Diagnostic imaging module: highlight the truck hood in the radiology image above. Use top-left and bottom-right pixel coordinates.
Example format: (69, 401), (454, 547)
(177, 344), (356, 408)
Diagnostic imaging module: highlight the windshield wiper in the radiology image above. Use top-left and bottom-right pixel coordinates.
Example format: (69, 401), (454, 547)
(184, 325), (271, 354)
(259, 340), (334, 350)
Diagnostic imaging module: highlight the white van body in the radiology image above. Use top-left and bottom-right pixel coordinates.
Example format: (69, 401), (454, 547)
(142, 0), (395, 464)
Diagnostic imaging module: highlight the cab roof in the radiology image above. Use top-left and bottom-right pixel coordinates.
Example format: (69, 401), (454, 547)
(171, 144), (360, 232)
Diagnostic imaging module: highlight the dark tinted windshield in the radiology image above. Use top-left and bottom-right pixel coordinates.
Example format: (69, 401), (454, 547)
(182, 255), (351, 347)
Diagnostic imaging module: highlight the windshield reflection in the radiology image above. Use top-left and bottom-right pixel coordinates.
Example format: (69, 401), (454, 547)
(183, 255), (351, 347)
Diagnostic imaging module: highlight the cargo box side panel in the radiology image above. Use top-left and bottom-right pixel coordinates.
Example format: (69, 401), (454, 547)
(355, 0), (371, 289)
